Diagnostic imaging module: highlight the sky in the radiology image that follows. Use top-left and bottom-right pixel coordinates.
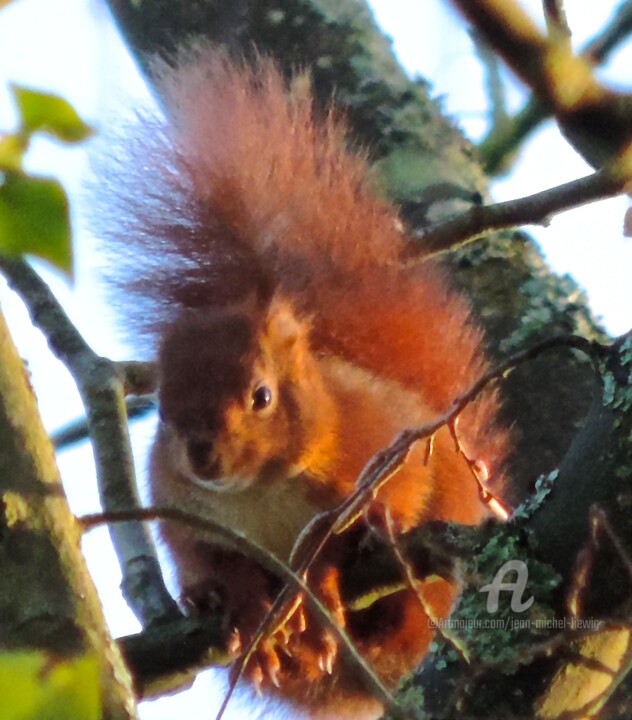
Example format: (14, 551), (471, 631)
(0, 0), (631, 718)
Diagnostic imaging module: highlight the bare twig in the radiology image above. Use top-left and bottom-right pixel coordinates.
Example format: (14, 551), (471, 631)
(584, 0), (632, 64)
(52, 395), (156, 450)
(567, 506), (632, 618)
(261, 333), (603, 680)
(382, 508), (474, 663)
(471, 29), (508, 133)
(590, 507), (632, 582)
(329, 333), (603, 535)
(543, 0), (571, 45)
(449, 416), (511, 520)
(407, 160), (630, 258)
(0, 257), (179, 626)
(479, 95), (550, 176)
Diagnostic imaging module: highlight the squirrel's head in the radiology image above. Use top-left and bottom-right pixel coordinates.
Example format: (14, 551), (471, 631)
(157, 296), (334, 492)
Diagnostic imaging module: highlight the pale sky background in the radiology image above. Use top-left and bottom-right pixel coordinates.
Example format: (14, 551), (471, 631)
(0, 1), (631, 718)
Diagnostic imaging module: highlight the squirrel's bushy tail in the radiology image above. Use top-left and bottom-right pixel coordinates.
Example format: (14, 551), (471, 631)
(98, 49), (402, 336)
(98, 47), (508, 484)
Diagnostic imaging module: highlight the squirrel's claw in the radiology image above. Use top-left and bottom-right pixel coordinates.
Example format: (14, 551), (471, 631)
(278, 587), (342, 679)
(227, 627), (242, 655)
(247, 637), (283, 691)
(317, 632), (337, 675)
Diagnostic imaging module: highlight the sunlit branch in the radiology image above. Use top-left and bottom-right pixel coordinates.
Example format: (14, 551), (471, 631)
(453, 0), (632, 169)
(480, 1), (632, 175)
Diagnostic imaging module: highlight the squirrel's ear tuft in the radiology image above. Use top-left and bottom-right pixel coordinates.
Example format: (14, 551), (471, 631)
(265, 296), (308, 352)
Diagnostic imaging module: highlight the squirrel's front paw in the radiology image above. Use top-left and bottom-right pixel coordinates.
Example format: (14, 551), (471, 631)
(240, 594), (305, 690)
(246, 577), (345, 688)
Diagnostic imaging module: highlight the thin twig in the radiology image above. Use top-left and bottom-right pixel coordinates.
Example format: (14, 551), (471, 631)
(449, 416), (511, 520)
(543, 0), (571, 45)
(471, 29), (508, 133)
(584, 0), (632, 64)
(52, 395), (156, 449)
(329, 334), (604, 533)
(382, 509), (473, 664)
(567, 505), (632, 618)
(272, 334), (604, 687)
(216, 589), (303, 720)
(407, 165), (629, 258)
(589, 506), (632, 581)
(294, 335), (604, 599)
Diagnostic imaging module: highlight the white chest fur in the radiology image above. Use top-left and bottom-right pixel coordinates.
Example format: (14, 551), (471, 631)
(150, 440), (328, 564)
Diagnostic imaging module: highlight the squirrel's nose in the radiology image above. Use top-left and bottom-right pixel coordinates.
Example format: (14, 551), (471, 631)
(186, 439), (221, 479)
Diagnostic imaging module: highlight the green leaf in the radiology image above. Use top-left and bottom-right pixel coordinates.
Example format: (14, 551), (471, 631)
(0, 650), (101, 720)
(11, 85), (93, 144)
(0, 171), (73, 276)
(0, 133), (27, 171)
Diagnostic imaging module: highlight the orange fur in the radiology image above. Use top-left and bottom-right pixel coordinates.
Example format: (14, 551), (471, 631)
(102, 49), (509, 718)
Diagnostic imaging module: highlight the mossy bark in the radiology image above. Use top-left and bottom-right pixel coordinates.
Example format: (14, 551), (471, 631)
(0, 309), (136, 719)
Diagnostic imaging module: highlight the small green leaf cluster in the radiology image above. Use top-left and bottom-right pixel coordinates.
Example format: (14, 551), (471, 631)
(0, 86), (93, 277)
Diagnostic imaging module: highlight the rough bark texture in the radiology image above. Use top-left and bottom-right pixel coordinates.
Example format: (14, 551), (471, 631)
(0, 308), (137, 720)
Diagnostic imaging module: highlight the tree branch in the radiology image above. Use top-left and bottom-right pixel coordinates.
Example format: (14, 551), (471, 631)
(52, 395), (156, 450)
(471, 29), (508, 134)
(530, 332), (632, 574)
(584, 0), (632, 64)
(407, 160), (631, 257)
(481, 0), (632, 174)
(542, 0), (571, 45)
(452, 0), (632, 168)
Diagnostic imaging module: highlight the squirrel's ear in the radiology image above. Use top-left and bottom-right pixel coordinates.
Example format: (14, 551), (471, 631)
(266, 296), (307, 351)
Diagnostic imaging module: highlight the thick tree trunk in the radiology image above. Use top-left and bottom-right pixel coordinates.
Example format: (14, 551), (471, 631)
(0, 308), (137, 720)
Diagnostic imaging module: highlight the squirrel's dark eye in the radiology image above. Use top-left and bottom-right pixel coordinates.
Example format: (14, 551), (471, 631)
(251, 384), (273, 412)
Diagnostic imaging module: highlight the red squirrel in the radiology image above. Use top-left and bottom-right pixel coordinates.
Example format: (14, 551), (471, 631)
(102, 48), (509, 719)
